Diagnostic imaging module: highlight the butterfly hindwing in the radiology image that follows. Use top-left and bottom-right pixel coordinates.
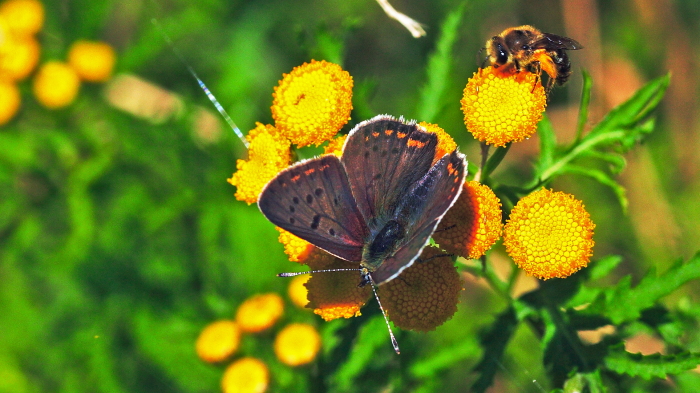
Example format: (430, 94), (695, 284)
(341, 116), (438, 232)
(371, 150), (466, 284)
(258, 155), (369, 262)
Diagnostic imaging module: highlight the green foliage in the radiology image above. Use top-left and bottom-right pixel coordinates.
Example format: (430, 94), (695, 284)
(1, 1), (698, 393)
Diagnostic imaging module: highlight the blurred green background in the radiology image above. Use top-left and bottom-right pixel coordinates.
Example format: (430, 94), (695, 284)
(2, 0), (699, 392)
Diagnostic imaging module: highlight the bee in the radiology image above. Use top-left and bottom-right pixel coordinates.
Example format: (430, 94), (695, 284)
(482, 25), (583, 93)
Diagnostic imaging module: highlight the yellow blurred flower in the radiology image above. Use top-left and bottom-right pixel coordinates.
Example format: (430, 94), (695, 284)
(379, 247), (462, 332)
(461, 66), (546, 147)
(323, 134), (347, 157)
(235, 293), (284, 333)
(274, 323), (321, 366)
(0, 35), (39, 80)
(0, 78), (20, 125)
(221, 357), (269, 393)
(418, 121), (457, 161)
(195, 320), (241, 363)
(287, 274), (309, 308)
(33, 61), (80, 109)
(0, 0), (43, 36)
(227, 123), (291, 204)
(68, 40), (116, 82)
(503, 188), (595, 280)
(434, 181), (503, 259)
(271, 60), (353, 147)
(276, 227), (314, 263)
(304, 248), (371, 321)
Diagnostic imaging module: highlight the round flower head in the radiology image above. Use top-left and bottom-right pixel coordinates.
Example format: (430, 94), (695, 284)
(379, 247), (462, 332)
(221, 357), (269, 393)
(271, 60), (353, 147)
(504, 188), (595, 279)
(195, 320), (241, 363)
(33, 61), (80, 109)
(461, 66), (546, 147)
(235, 293), (284, 333)
(227, 123), (291, 204)
(304, 248), (371, 321)
(324, 134), (347, 157)
(276, 227), (314, 263)
(68, 40), (116, 82)
(288, 274), (310, 308)
(434, 181), (503, 259)
(418, 121), (457, 162)
(0, 35), (39, 81)
(0, 79), (20, 125)
(274, 323), (321, 366)
(0, 0), (44, 36)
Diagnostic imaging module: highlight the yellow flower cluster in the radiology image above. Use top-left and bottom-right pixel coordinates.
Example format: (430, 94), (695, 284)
(197, 286), (324, 391)
(304, 248), (371, 321)
(229, 60), (354, 205)
(504, 188), (595, 279)
(272, 60), (353, 147)
(0, 0), (116, 124)
(418, 121), (457, 163)
(434, 181), (503, 259)
(379, 247), (463, 332)
(227, 123), (291, 204)
(461, 66), (546, 147)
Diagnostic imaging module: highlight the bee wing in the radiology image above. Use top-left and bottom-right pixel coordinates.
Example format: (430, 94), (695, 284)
(533, 34), (583, 50)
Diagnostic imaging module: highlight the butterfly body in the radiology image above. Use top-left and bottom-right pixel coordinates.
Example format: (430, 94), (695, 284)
(258, 115), (466, 286)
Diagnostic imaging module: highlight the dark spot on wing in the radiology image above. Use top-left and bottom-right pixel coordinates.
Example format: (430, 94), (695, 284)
(306, 194), (313, 204)
(311, 215), (321, 229)
(315, 188), (323, 196)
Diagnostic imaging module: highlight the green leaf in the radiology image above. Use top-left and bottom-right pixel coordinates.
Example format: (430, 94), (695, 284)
(481, 143), (511, 182)
(588, 255), (623, 281)
(471, 307), (520, 393)
(558, 165), (628, 212)
(605, 345), (700, 380)
(535, 114), (556, 175)
(416, 3), (465, 122)
(410, 338), (480, 379)
(588, 252), (700, 324)
(331, 315), (394, 391)
(573, 70), (593, 144)
(592, 73), (670, 135)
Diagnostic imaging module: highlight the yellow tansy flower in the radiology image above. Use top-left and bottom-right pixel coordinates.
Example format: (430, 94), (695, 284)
(288, 274), (309, 308)
(503, 188), (595, 280)
(0, 35), (39, 81)
(235, 293), (284, 333)
(68, 40), (116, 82)
(304, 248), (371, 321)
(33, 61), (80, 109)
(461, 66), (546, 147)
(0, 79), (20, 125)
(379, 247), (462, 332)
(195, 320), (241, 363)
(276, 227), (314, 263)
(323, 134), (347, 157)
(418, 121), (457, 161)
(271, 60), (353, 147)
(0, 0), (43, 36)
(221, 357), (269, 393)
(227, 123), (291, 204)
(434, 181), (503, 259)
(274, 323), (321, 366)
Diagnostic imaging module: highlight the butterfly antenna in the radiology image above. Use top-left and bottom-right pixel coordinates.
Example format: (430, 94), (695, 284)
(151, 18), (249, 149)
(368, 274), (400, 354)
(277, 268), (361, 277)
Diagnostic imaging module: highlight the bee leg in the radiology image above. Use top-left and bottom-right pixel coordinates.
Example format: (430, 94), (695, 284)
(530, 62), (542, 93)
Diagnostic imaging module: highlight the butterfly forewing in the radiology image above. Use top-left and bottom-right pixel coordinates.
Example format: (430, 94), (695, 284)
(371, 150), (466, 284)
(342, 116), (438, 231)
(258, 155), (369, 262)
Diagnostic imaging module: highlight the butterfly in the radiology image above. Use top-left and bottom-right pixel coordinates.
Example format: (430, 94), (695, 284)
(258, 115), (467, 287)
